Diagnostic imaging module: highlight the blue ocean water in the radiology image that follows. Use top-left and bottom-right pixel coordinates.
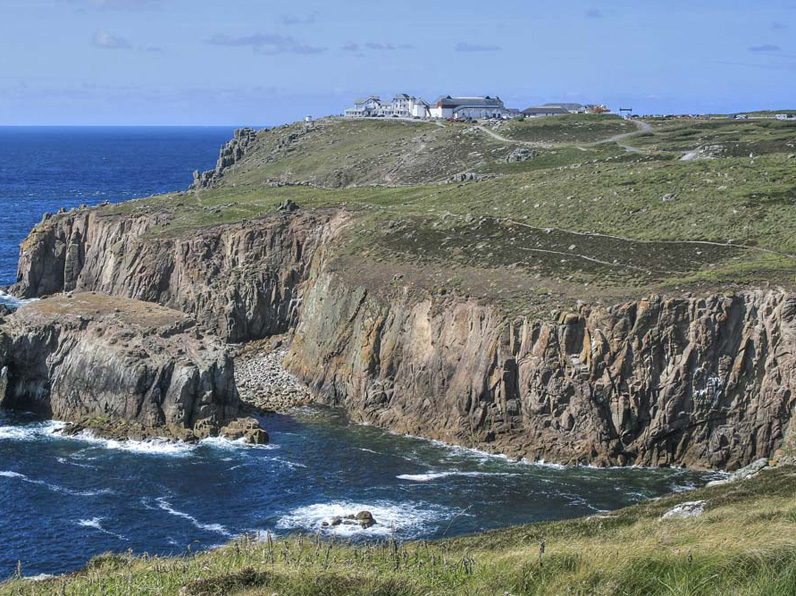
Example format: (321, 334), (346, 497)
(0, 127), (722, 579)
(0, 126), (236, 290)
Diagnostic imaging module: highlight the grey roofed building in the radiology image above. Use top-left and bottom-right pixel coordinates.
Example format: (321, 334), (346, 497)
(544, 102), (585, 112)
(432, 95), (504, 108)
(522, 106), (570, 117)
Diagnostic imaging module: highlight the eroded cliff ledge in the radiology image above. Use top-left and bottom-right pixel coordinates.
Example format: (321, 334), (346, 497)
(0, 292), (265, 443)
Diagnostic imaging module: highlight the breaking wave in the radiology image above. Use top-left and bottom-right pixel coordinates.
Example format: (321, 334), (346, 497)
(276, 500), (457, 539)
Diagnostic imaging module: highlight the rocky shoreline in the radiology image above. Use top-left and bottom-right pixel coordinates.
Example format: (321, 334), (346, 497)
(0, 292), (269, 445)
(233, 337), (313, 413)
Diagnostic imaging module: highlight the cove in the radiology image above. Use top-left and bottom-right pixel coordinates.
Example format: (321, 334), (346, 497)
(0, 406), (721, 578)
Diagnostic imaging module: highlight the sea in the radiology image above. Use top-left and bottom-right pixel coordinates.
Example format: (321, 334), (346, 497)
(0, 127), (723, 578)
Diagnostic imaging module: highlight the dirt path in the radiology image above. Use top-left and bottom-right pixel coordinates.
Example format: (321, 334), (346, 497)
(475, 125), (548, 147)
(503, 217), (796, 261)
(594, 119), (652, 153)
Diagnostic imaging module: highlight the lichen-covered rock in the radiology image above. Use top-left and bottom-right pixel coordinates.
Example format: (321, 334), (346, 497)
(661, 500), (706, 520)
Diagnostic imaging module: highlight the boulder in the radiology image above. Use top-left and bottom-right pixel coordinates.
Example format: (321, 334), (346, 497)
(661, 500), (706, 520)
(220, 417), (270, 445)
(506, 148), (537, 163)
(321, 511), (378, 529)
(277, 199), (300, 213)
(356, 510), (376, 528)
(706, 457), (769, 487)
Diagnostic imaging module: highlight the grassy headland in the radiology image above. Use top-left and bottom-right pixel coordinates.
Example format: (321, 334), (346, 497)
(85, 114), (796, 318)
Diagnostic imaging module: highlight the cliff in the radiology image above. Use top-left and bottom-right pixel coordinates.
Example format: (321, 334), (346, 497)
(6, 116), (796, 469)
(0, 292), (264, 442)
(13, 208), (332, 343)
(287, 268), (796, 470)
(9, 204), (796, 468)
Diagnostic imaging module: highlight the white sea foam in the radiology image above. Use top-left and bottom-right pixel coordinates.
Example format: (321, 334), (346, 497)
(0, 290), (36, 308)
(269, 457), (308, 470)
(69, 431), (198, 457)
(0, 421), (66, 442)
(77, 517), (128, 541)
(200, 436), (278, 451)
(156, 498), (232, 537)
(0, 470), (111, 497)
(396, 470), (517, 482)
(276, 500), (454, 539)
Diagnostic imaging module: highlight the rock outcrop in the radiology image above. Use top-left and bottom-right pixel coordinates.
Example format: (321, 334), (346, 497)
(12, 208), (332, 342)
(191, 128), (259, 190)
(286, 268), (796, 470)
(0, 292), (261, 442)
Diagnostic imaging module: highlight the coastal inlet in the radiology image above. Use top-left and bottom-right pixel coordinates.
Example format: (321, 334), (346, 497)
(0, 405), (721, 578)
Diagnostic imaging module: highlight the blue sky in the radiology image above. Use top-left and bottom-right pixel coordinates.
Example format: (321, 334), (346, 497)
(1, 0), (794, 125)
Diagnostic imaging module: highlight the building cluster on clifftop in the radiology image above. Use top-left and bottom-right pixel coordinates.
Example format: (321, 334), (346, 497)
(344, 93), (609, 120)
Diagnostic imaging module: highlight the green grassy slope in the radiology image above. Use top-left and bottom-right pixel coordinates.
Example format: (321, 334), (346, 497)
(4, 466), (795, 595)
(95, 113), (796, 313)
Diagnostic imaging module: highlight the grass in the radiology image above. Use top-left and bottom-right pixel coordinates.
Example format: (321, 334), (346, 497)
(41, 115), (796, 314)
(4, 466), (796, 595)
(489, 114), (633, 144)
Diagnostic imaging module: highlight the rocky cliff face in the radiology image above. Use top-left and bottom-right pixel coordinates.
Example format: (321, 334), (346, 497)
(286, 268), (796, 470)
(10, 206), (796, 469)
(0, 293), (247, 440)
(191, 128), (258, 190)
(13, 208), (332, 342)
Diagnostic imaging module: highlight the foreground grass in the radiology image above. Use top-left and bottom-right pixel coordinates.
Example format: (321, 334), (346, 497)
(4, 466), (796, 595)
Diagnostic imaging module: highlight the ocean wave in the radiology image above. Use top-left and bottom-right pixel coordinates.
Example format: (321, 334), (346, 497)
(397, 470), (518, 482)
(0, 470), (112, 497)
(199, 436), (279, 451)
(69, 431), (198, 457)
(0, 290), (36, 308)
(0, 420), (66, 442)
(77, 517), (128, 541)
(276, 500), (455, 539)
(156, 498), (232, 537)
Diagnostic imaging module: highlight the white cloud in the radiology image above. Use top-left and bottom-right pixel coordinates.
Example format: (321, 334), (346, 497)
(206, 33), (325, 55)
(92, 29), (131, 49)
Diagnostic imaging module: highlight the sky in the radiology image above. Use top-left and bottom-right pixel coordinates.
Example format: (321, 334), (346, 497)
(0, 0), (794, 125)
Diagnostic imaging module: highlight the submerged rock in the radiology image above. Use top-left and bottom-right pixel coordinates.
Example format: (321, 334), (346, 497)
(321, 510), (378, 529)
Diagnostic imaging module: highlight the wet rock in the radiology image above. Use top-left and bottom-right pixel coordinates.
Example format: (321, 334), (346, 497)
(356, 511), (376, 528)
(321, 511), (378, 529)
(706, 458), (769, 487)
(220, 417), (270, 445)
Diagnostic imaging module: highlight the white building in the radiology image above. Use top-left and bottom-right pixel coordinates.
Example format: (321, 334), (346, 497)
(428, 95), (511, 119)
(344, 95), (383, 118)
(344, 93), (430, 119)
